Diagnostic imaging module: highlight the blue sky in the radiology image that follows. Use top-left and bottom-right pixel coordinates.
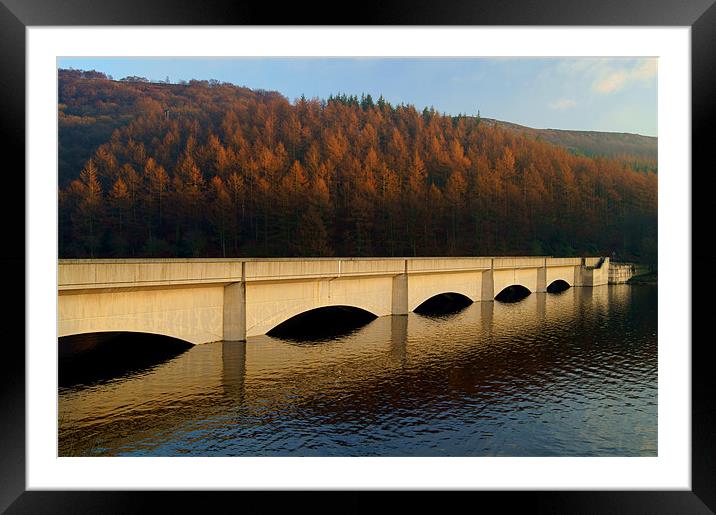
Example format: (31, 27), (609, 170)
(58, 57), (657, 137)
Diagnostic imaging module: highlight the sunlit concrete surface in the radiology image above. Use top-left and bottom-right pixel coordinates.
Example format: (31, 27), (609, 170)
(609, 262), (651, 284)
(58, 257), (610, 344)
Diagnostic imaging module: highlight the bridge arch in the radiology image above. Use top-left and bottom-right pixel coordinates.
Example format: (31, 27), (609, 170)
(547, 279), (571, 293)
(59, 331), (193, 387)
(58, 286), (226, 345)
(413, 292), (473, 315)
(266, 305), (378, 340)
(495, 284), (532, 302)
(406, 271), (483, 312)
(491, 267), (538, 301)
(59, 328), (196, 346)
(244, 276), (394, 337)
(545, 266), (576, 289)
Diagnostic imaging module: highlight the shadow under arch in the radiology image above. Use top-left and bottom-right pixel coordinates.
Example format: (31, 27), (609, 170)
(414, 292), (473, 316)
(266, 305), (378, 343)
(58, 331), (193, 388)
(495, 284), (531, 303)
(547, 279), (571, 294)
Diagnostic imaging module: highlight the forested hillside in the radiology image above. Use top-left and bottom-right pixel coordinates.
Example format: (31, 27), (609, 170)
(484, 119), (657, 173)
(58, 69), (658, 263)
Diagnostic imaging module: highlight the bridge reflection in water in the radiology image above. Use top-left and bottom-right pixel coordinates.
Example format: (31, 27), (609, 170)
(58, 284), (656, 457)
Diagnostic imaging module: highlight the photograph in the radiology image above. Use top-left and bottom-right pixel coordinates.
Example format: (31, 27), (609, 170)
(56, 56), (658, 458)
(3, 9), (707, 510)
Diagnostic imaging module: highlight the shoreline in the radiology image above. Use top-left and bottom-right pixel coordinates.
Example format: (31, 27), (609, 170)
(627, 272), (658, 285)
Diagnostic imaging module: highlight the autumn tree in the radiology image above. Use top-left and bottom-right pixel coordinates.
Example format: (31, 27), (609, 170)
(58, 69), (658, 262)
(73, 159), (103, 257)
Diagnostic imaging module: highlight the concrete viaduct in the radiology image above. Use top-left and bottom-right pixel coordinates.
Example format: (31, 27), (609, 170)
(58, 257), (609, 345)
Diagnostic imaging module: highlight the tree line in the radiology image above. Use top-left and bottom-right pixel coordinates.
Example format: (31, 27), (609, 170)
(58, 69), (658, 263)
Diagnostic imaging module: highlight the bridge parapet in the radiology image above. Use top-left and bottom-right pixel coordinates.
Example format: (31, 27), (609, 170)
(493, 257), (546, 269)
(406, 257), (492, 274)
(244, 259), (410, 282)
(59, 259), (243, 291)
(333, 259), (405, 277)
(546, 257), (582, 266)
(244, 259), (338, 282)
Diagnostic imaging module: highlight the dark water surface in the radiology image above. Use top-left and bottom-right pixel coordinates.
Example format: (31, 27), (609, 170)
(58, 285), (657, 457)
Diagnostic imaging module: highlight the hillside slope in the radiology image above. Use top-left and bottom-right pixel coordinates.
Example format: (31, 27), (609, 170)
(482, 118), (657, 171)
(58, 69), (657, 263)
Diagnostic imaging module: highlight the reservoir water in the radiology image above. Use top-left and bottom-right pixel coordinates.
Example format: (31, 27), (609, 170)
(58, 284), (657, 457)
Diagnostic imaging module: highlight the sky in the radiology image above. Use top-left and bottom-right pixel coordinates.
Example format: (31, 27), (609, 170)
(58, 57), (658, 137)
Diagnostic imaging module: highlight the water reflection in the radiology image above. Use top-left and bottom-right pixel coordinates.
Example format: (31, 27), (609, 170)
(388, 315), (408, 366)
(58, 332), (192, 388)
(58, 285), (656, 457)
(221, 340), (246, 402)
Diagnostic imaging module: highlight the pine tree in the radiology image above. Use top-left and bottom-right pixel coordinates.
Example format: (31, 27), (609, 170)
(77, 159), (103, 257)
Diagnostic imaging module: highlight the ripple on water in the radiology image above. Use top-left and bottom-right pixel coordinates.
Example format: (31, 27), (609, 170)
(59, 286), (657, 457)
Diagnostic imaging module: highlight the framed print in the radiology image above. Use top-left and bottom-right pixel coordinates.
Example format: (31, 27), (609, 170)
(3, 0), (713, 512)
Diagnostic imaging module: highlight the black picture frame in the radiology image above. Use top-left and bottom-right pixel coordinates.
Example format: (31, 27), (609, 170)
(2, 0), (711, 512)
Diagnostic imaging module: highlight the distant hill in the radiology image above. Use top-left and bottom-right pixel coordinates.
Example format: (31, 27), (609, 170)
(482, 118), (657, 172)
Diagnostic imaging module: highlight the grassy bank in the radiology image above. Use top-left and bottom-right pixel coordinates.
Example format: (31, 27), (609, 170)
(627, 272), (658, 284)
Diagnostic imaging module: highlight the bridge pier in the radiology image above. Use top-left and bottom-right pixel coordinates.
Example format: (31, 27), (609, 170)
(537, 260), (547, 293)
(223, 282), (246, 341)
(391, 271), (409, 315)
(480, 268), (494, 301)
(574, 266), (584, 287)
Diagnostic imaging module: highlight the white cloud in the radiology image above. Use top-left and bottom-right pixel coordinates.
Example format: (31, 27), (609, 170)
(549, 98), (577, 110)
(544, 58), (657, 96)
(593, 58), (657, 94)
